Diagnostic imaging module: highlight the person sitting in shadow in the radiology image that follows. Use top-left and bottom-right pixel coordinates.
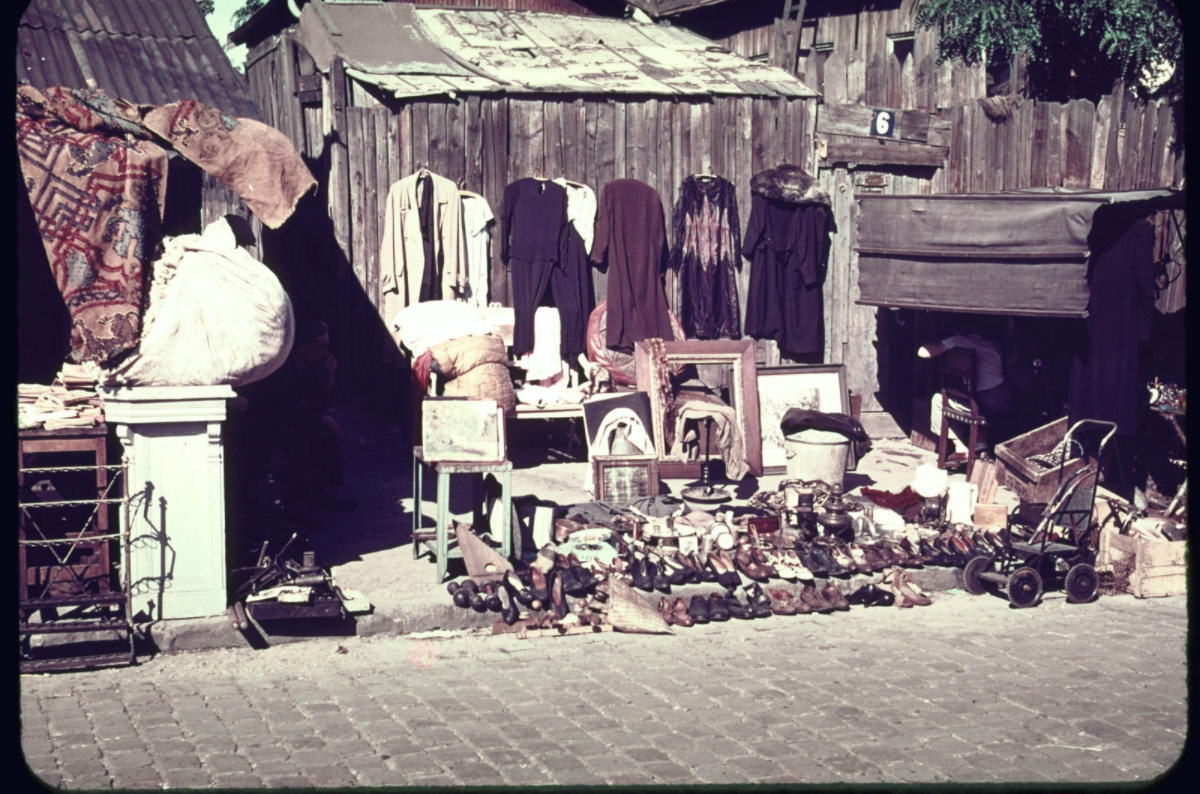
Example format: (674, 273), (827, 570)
(243, 316), (356, 527)
(918, 326), (1015, 461)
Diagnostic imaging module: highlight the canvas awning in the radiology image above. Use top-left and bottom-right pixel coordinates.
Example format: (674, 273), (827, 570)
(855, 188), (1183, 317)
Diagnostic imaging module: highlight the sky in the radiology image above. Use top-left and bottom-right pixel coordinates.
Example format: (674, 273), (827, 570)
(203, 0), (253, 71)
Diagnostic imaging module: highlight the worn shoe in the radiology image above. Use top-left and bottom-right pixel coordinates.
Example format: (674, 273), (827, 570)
(497, 584), (519, 625)
(893, 570), (932, 606)
(707, 591), (731, 622)
(799, 583), (835, 614)
(746, 583), (773, 618)
(727, 591), (755, 620)
(687, 594), (711, 624)
(765, 588), (799, 615)
(820, 581), (851, 611)
(734, 545), (770, 581)
(671, 597), (695, 627)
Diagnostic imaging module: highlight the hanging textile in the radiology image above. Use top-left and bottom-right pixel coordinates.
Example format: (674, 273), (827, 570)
(552, 178), (598, 255)
(15, 85), (315, 364)
(460, 192), (495, 309)
(379, 168), (467, 322)
(500, 178), (590, 357)
(589, 178), (674, 353)
(742, 164), (835, 356)
(1067, 216), (1158, 435)
(669, 175), (741, 339)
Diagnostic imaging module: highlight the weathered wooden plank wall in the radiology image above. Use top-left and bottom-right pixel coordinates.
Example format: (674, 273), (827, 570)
(941, 94), (1184, 194)
(718, 0), (987, 111)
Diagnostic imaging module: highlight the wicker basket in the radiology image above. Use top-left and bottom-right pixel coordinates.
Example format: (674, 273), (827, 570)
(605, 579), (672, 634)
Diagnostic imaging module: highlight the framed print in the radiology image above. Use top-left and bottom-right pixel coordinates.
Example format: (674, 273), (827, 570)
(591, 455), (660, 504)
(756, 364), (851, 474)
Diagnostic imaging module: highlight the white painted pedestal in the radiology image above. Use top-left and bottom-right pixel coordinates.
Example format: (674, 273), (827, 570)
(102, 386), (235, 620)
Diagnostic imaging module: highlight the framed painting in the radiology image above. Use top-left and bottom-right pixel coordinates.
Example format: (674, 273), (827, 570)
(756, 364), (852, 474)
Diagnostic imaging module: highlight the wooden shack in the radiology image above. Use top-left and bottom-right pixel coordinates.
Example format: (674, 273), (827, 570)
(232, 0), (820, 388)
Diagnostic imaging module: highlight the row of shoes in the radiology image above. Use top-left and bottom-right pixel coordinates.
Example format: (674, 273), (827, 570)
(658, 568), (936, 626)
(919, 527), (1008, 567)
(447, 563), (602, 626)
(851, 568), (934, 608)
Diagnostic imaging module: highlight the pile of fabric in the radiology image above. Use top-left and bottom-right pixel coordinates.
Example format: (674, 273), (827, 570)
(16, 84), (315, 366)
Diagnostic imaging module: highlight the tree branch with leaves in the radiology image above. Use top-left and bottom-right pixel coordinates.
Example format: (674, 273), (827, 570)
(913, 0), (1182, 100)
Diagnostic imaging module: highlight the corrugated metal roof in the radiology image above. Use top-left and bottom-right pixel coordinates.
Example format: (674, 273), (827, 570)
(301, 1), (817, 99)
(17, 0), (262, 120)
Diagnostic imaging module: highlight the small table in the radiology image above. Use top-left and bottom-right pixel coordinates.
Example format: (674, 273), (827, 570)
(512, 403), (585, 459)
(411, 447), (514, 582)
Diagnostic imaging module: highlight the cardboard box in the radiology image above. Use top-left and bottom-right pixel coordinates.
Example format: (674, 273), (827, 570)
(995, 417), (1088, 505)
(1096, 525), (1187, 598)
(972, 503), (1008, 529)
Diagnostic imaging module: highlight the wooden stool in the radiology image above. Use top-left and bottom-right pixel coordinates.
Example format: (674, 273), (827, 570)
(411, 447), (514, 582)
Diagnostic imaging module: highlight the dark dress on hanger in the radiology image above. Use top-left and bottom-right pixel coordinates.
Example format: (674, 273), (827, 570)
(669, 175), (741, 339)
(742, 166), (835, 356)
(500, 178), (590, 357)
(590, 178), (674, 352)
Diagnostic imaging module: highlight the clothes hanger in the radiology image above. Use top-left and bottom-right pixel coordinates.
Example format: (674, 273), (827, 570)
(692, 172), (718, 180)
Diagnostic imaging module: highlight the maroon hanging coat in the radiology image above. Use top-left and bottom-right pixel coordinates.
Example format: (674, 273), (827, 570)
(590, 179), (674, 352)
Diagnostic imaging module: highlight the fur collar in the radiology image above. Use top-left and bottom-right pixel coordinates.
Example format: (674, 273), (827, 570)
(750, 164), (830, 206)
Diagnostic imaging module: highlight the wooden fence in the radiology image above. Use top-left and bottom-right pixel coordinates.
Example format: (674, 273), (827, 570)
(819, 88), (1185, 415)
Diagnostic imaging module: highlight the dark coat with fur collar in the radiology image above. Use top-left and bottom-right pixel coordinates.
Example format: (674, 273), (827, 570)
(742, 165), (835, 355)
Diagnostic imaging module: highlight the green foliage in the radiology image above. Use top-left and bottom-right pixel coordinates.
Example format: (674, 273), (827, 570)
(233, 0), (268, 28)
(195, 0), (215, 15)
(913, 0), (1182, 98)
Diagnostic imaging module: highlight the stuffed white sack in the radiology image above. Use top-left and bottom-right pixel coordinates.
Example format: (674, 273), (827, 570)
(104, 217), (294, 387)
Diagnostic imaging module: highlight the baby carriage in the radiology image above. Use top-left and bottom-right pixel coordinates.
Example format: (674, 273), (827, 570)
(964, 419), (1117, 607)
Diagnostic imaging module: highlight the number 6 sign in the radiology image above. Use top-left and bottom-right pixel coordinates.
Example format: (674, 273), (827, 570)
(871, 109), (894, 137)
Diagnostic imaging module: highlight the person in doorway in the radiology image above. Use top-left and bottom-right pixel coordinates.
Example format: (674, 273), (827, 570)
(245, 317), (355, 525)
(918, 330), (1014, 459)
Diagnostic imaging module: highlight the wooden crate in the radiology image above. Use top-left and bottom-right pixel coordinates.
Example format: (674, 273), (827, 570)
(1096, 526), (1187, 598)
(995, 417), (1088, 505)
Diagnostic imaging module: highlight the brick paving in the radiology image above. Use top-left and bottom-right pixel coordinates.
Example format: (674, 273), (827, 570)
(19, 589), (1187, 789)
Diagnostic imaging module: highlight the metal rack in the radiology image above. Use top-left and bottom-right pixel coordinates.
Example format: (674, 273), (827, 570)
(18, 459), (135, 673)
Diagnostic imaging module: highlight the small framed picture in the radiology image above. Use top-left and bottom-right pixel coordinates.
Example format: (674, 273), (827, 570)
(756, 364), (851, 474)
(591, 455), (660, 504)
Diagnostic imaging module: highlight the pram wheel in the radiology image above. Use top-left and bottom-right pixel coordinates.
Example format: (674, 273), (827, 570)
(963, 555), (993, 595)
(1064, 562), (1099, 603)
(1007, 566), (1042, 608)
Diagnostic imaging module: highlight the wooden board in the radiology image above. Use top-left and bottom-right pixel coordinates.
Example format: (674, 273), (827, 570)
(820, 134), (948, 167)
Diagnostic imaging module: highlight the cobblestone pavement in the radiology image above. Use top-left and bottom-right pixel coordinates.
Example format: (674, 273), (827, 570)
(20, 590), (1187, 789)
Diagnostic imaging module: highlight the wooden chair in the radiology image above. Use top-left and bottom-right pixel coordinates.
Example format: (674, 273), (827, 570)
(936, 347), (987, 479)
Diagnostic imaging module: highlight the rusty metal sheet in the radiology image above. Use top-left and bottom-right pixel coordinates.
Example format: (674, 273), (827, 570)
(412, 8), (816, 98)
(299, 1), (467, 76)
(345, 67), (502, 100)
(17, 0), (260, 119)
